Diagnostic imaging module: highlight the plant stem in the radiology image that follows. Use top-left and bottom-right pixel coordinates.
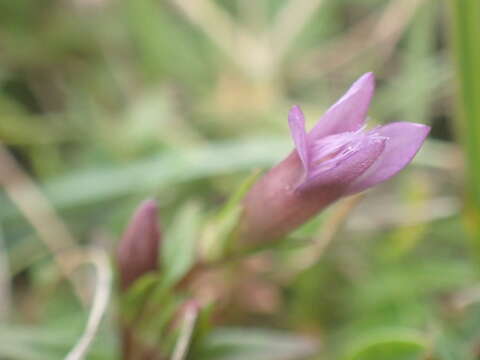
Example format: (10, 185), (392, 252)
(449, 0), (480, 258)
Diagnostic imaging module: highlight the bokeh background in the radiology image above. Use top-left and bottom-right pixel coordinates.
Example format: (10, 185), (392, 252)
(0, 0), (479, 359)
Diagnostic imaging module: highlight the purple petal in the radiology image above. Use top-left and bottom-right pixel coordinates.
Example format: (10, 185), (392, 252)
(298, 135), (386, 191)
(288, 105), (309, 171)
(309, 72), (375, 140)
(345, 122), (430, 195)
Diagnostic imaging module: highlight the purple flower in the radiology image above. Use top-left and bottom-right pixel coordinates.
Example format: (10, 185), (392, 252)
(240, 73), (430, 244)
(117, 199), (161, 290)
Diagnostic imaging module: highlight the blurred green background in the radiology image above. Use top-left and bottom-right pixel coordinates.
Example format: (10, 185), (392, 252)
(0, 0), (479, 359)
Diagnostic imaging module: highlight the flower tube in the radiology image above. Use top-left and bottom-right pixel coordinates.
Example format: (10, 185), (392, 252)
(240, 73), (430, 244)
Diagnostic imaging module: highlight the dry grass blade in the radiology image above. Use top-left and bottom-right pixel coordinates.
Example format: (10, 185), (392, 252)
(287, 194), (364, 274)
(169, 0), (239, 60)
(0, 144), (87, 304)
(168, 0), (267, 78)
(65, 248), (112, 360)
(296, 0), (425, 77)
(170, 301), (199, 360)
(269, 0), (325, 62)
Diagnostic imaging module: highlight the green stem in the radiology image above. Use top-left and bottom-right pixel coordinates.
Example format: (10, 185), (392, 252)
(449, 0), (480, 257)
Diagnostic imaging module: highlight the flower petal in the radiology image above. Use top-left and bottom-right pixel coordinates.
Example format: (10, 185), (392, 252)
(309, 72), (375, 139)
(345, 122), (430, 195)
(298, 135), (386, 191)
(288, 105), (309, 171)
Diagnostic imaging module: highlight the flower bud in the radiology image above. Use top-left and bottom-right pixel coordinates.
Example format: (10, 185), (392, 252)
(117, 199), (161, 290)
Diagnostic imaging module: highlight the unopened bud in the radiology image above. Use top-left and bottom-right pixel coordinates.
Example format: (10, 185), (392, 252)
(117, 199), (161, 290)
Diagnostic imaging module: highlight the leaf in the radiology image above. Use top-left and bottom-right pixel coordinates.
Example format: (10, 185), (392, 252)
(345, 328), (428, 360)
(0, 325), (114, 360)
(121, 272), (160, 321)
(449, 0), (480, 255)
(162, 201), (202, 287)
(0, 137), (442, 222)
(0, 136), (290, 220)
(203, 327), (318, 360)
(200, 170), (261, 262)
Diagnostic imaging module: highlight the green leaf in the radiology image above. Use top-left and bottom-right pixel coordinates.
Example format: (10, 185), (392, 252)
(0, 136), (290, 221)
(200, 170), (261, 262)
(345, 329), (428, 360)
(203, 327), (317, 360)
(449, 0), (480, 259)
(0, 325), (115, 360)
(121, 272), (160, 321)
(0, 137), (442, 222)
(162, 201), (202, 287)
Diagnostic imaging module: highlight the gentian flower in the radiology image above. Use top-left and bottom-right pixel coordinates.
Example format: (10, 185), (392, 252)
(117, 199), (161, 290)
(240, 73), (430, 244)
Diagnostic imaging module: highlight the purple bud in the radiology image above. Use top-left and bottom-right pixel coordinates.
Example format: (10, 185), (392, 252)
(240, 73), (430, 244)
(117, 199), (161, 290)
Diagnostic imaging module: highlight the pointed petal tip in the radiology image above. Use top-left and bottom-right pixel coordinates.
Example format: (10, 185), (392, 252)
(288, 104), (310, 171)
(348, 72), (375, 102)
(416, 122), (431, 134)
(364, 71), (375, 79)
(414, 123), (431, 143)
(344, 121), (430, 195)
(288, 105), (306, 130)
(309, 72), (376, 138)
(289, 105), (304, 119)
(391, 121), (431, 139)
(354, 72), (375, 92)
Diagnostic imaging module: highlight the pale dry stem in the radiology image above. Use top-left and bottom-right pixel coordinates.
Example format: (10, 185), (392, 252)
(0, 144), (86, 304)
(170, 302), (199, 360)
(65, 248), (112, 360)
(287, 194), (364, 274)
